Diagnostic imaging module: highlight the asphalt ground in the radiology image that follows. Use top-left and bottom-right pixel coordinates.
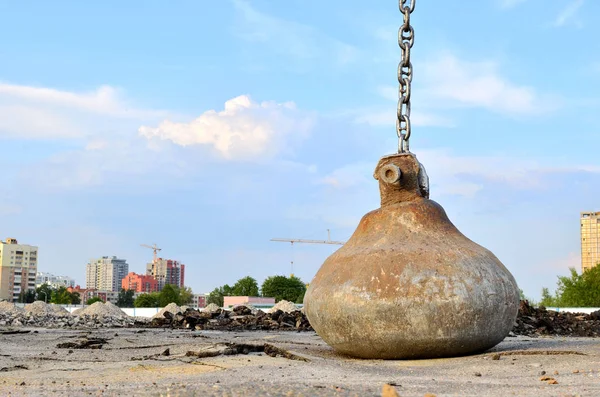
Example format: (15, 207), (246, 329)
(0, 327), (599, 396)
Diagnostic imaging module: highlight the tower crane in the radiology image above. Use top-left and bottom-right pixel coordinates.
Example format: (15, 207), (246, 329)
(141, 243), (161, 263)
(270, 229), (345, 277)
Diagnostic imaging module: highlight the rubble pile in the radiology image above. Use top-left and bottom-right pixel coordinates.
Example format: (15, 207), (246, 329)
(513, 300), (600, 337)
(150, 305), (313, 332)
(0, 301), (146, 328)
(24, 301), (69, 316)
(152, 303), (182, 319)
(269, 300), (298, 313)
(0, 301), (24, 315)
(202, 303), (220, 313)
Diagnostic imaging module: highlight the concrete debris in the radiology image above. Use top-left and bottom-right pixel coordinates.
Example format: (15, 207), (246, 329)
(152, 303), (181, 319)
(0, 301), (24, 315)
(202, 303), (220, 313)
(185, 342), (310, 362)
(150, 305), (313, 332)
(24, 301), (68, 316)
(269, 300), (298, 313)
(513, 300), (600, 337)
(2, 299), (600, 339)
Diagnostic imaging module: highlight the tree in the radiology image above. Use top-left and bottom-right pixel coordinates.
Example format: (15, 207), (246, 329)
(134, 293), (160, 308)
(18, 289), (36, 303)
(86, 297), (103, 305)
(232, 276), (259, 297)
(178, 286), (194, 306)
(539, 287), (558, 307)
(36, 284), (54, 303)
(206, 284), (233, 307)
(116, 289), (135, 307)
(71, 291), (81, 305)
(50, 286), (79, 305)
(261, 275), (307, 303)
(541, 266), (600, 307)
(159, 284), (181, 307)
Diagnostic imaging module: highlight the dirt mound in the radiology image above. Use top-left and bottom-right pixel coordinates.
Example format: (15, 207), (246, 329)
(152, 303), (182, 319)
(513, 300), (600, 337)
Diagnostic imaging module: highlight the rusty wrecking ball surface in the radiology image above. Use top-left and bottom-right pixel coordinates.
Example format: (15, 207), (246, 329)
(303, 153), (520, 359)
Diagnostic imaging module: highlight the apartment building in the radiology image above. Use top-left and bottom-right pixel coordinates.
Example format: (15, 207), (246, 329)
(581, 212), (600, 272)
(122, 272), (159, 293)
(36, 272), (75, 289)
(85, 256), (129, 292)
(0, 238), (38, 302)
(146, 258), (185, 291)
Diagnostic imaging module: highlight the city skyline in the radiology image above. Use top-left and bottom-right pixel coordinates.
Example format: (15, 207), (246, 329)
(1, 1), (600, 300)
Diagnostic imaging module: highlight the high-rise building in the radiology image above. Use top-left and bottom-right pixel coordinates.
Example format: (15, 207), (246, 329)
(146, 258), (185, 290)
(122, 272), (159, 293)
(36, 272), (76, 289)
(85, 256), (129, 292)
(0, 238), (38, 302)
(581, 212), (600, 272)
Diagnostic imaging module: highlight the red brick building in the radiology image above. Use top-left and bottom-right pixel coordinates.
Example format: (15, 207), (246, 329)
(121, 272), (159, 293)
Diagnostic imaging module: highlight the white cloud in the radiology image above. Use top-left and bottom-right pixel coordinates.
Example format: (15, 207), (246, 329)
(419, 53), (557, 116)
(232, 0), (358, 68)
(0, 82), (167, 140)
(138, 95), (315, 161)
(554, 0), (585, 28)
(423, 54), (553, 115)
(317, 149), (600, 200)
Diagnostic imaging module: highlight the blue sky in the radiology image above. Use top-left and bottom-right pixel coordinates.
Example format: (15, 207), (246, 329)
(1, 0), (599, 300)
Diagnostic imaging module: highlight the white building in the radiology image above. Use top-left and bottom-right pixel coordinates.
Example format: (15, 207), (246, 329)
(0, 238), (38, 302)
(85, 256), (129, 292)
(36, 272), (76, 289)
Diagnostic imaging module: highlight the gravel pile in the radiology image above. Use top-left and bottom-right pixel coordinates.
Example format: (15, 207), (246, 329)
(513, 300), (600, 337)
(152, 303), (181, 319)
(0, 301), (24, 315)
(72, 301), (128, 318)
(24, 301), (68, 316)
(269, 300), (298, 313)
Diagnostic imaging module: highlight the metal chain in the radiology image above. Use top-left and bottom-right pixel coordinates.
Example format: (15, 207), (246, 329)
(397, 0), (415, 153)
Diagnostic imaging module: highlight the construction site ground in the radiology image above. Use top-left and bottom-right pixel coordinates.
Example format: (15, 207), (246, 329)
(1, 328), (599, 397)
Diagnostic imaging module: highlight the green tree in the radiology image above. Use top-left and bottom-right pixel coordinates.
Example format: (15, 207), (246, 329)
(539, 287), (558, 307)
(36, 284), (54, 303)
(541, 266), (600, 307)
(71, 291), (81, 305)
(206, 284), (233, 307)
(178, 286), (194, 306)
(134, 293), (160, 308)
(116, 289), (135, 307)
(232, 276), (259, 297)
(557, 267), (600, 307)
(18, 289), (36, 303)
(261, 275), (307, 303)
(51, 286), (79, 304)
(158, 284), (181, 306)
(86, 297), (103, 305)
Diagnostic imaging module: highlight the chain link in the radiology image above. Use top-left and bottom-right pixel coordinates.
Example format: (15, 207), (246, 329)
(397, 0), (415, 153)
